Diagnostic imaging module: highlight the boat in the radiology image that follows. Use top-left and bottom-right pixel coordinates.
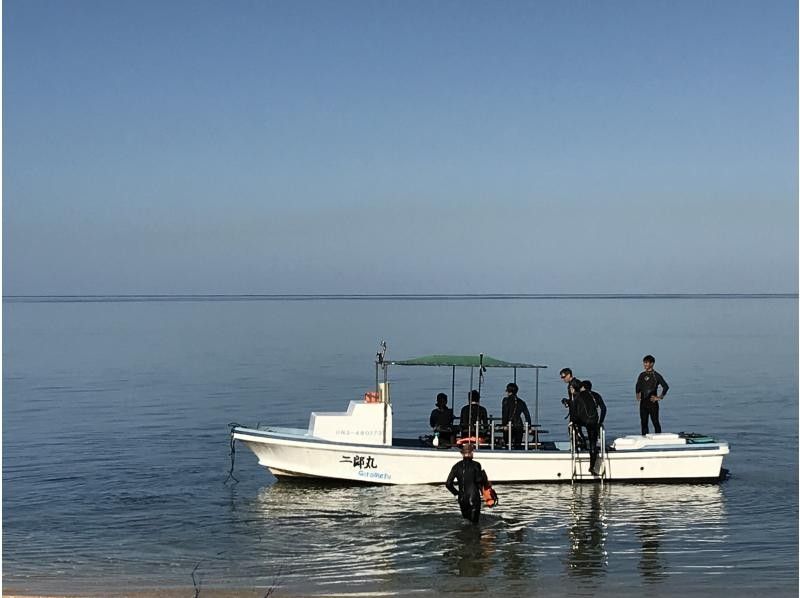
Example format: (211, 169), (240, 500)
(231, 345), (729, 485)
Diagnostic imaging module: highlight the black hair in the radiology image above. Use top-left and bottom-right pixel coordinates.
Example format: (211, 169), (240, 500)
(469, 389), (481, 402)
(506, 382), (518, 394)
(560, 367), (573, 377)
(643, 355), (655, 364)
(581, 379), (593, 391)
(436, 392), (448, 407)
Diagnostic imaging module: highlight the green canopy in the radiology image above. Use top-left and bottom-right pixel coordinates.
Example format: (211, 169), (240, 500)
(388, 354), (546, 368)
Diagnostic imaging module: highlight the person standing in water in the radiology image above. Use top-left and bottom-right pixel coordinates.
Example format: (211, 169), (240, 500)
(446, 443), (489, 524)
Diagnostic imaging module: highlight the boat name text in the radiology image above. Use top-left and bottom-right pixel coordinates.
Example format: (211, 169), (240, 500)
(340, 455), (378, 469)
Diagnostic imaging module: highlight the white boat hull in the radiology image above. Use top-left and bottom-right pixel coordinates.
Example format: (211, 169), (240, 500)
(233, 427), (729, 485)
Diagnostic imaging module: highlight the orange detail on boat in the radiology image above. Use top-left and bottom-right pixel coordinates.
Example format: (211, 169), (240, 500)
(456, 436), (486, 445)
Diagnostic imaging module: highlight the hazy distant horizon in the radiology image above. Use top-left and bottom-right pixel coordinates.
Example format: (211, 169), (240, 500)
(3, 291), (797, 302)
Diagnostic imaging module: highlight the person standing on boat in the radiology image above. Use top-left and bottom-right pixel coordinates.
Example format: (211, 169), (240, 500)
(446, 443), (489, 524)
(560, 368), (586, 448)
(560, 368), (582, 402)
(577, 380), (607, 474)
(430, 392), (454, 444)
(459, 390), (488, 439)
(501, 382), (531, 448)
(635, 355), (669, 435)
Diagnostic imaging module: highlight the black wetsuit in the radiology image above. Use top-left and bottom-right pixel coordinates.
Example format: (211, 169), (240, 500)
(430, 407), (454, 429)
(636, 370), (669, 435)
(583, 390), (607, 472)
(459, 403), (488, 437)
(430, 406), (454, 443)
(565, 378), (585, 447)
(446, 458), (488, 524)
(501, 395), (532, 447)
(568, 378), (582, 399)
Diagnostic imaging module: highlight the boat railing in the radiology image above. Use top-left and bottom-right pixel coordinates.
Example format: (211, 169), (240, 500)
(451, 415), (548, 451)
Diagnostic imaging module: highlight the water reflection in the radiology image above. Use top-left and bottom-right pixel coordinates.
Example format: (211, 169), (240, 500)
(440, 525), (496, 577)
(232, 481), (727, 595)
(637, 519), (665, 583)
(566, 484), (608, 577)
(501, 526), (529, 580)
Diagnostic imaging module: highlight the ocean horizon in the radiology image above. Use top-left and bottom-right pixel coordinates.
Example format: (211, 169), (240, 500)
(3, 292), (797, 303)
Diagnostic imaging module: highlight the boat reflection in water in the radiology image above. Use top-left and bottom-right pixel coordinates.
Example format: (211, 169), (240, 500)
(637, 518), (665, 583)
(567, 484), (608, 578)
(234, 480), (726, 595)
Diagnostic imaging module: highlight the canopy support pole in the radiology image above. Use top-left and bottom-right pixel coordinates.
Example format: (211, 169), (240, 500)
(450, 366), (455, 412)
(468, 367), (474, 445)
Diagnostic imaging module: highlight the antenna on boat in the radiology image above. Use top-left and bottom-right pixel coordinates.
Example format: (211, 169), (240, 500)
(477, 353), (485, 396)
(376, 340), (390, 445)
(375, 340), (387, 396)
(475, 353), (485, 447)
(377, 340), (387, 364)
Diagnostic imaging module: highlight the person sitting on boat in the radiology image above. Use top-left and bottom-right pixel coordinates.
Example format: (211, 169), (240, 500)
(445, 443), (489, 524)
(430, 392), (455, 444)
(501, 382), (531, 448)
(576, 380), (607, 474)
(459, 390), (488, 440)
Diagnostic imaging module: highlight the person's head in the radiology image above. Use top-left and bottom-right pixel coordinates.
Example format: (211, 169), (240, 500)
(460, 443), (475, 458)
(436, 393), (448, 408)
(506, 382), (518, 396)
(643, 355), (655, 370)
(560, 368), (573, 383)
(469, 389), (480, 403)
(581, 379), (593, 391)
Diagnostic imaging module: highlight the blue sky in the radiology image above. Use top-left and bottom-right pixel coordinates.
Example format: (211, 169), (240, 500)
(3, 0), (797, 294)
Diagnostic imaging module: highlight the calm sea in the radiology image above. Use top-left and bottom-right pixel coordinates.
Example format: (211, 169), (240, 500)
(3, 297), (798, 596)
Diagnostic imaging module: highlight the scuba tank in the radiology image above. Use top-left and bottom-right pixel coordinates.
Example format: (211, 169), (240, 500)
(433, 431), (440, 447)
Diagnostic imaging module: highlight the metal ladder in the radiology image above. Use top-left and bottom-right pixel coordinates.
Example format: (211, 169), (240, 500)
(570, 424), (608, 484)
(598, 425), (608, 485)
(570, 424), (579, 483)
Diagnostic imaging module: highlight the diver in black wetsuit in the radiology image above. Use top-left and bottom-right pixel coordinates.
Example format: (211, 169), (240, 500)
(560, 367), (586, 448)
(501, 382), (532, 448)
(446, 443), (489, 524)
(635, 355), (669, 435)
(577, 380), (607, 474)
(430, 392), (455, 444)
